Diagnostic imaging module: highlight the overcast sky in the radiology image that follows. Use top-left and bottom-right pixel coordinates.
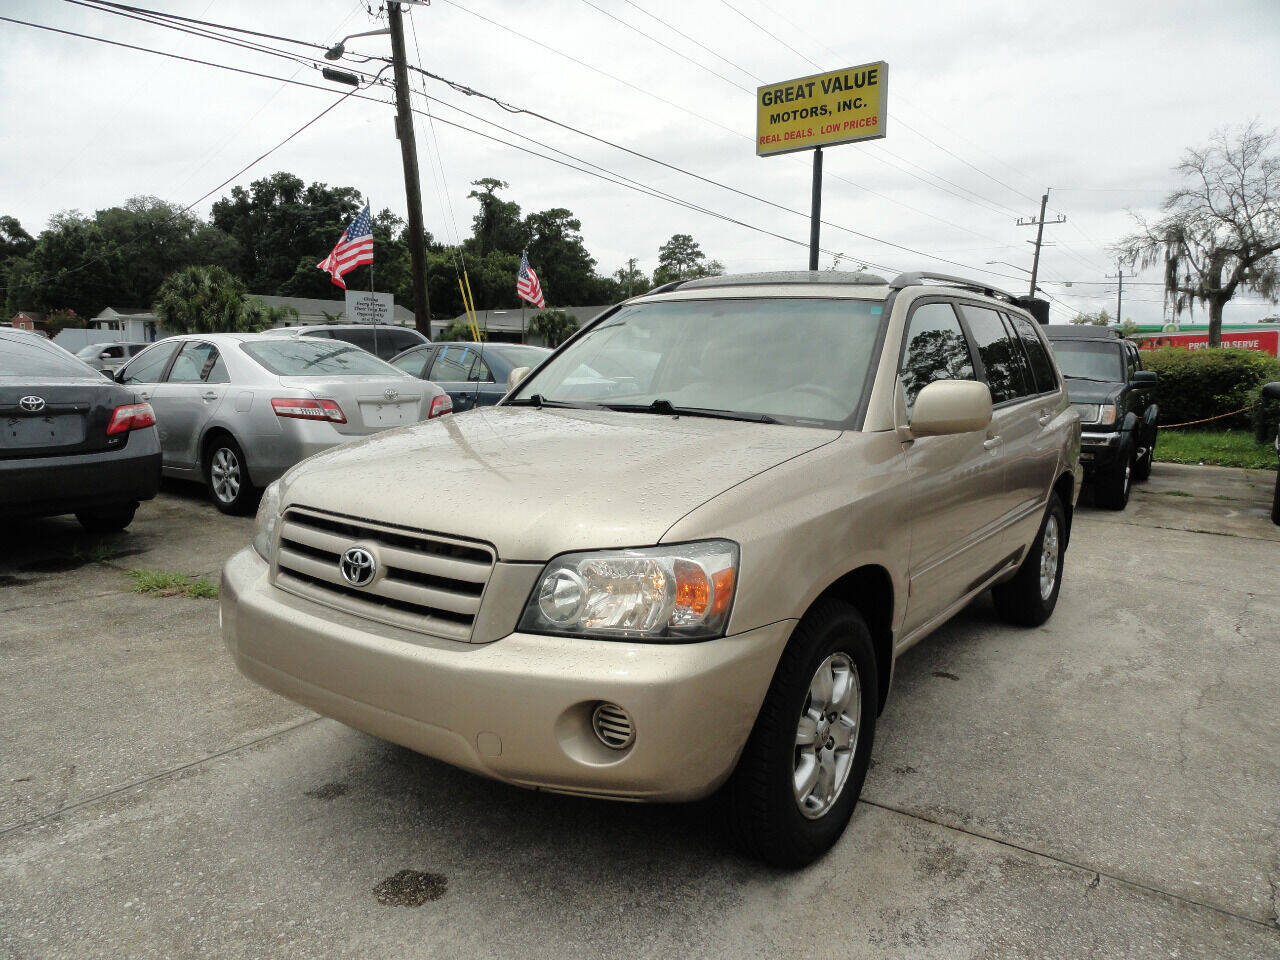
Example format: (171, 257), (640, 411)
(3, 0), (1280, 325)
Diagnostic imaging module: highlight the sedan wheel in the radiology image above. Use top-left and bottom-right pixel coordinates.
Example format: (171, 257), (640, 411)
(205, 437), (257, 515)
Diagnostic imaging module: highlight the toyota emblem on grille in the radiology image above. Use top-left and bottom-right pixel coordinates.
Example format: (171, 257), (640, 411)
(19, 396), (46, 413)
(339, 547), (377, 587)
(383, 388), (399, 401)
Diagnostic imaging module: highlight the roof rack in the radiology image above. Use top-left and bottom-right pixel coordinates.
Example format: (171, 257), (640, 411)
(888, 271), (1021, 304)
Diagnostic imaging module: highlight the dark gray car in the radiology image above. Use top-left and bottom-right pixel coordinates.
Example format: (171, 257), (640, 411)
(389, 342), (551, 412)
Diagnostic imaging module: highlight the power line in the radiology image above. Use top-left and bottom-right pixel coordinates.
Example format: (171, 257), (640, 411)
(619, 0), (763, 82)
(77, 0), (333, 52)
(716, 0), (822, 70)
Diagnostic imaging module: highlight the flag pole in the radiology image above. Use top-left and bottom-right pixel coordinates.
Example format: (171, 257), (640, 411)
(367, 197), (378, 358)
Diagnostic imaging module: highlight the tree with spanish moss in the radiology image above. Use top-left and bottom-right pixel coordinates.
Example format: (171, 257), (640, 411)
(1115, 122), (1280, 347)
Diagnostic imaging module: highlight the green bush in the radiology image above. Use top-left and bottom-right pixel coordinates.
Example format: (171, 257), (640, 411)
(1139, 347), (1280, 430)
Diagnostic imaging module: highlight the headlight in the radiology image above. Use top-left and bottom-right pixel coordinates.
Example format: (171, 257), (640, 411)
(519, 540), (739, 641)
(252, 480), (283, 560)
(1097, 403), (1118, 426)
(1070, 403), (1099, 424)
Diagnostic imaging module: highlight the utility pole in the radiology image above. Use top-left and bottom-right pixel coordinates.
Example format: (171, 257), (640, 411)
(1017, 189), (1067, 299)
(1106, 261), (1125, 326)
(387, 2), (431, 335)
(808, 147), (823, 271)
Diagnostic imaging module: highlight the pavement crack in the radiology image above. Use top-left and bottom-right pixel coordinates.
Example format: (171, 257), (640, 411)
(0, 716), (320, 841)
(860, 797), (1279, 933)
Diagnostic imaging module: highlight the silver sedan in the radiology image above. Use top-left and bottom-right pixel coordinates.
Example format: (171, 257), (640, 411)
(114, 333), (450, 514)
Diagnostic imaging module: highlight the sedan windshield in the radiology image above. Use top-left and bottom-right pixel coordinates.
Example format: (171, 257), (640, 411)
(1, 336), (96, 378)
(1049, 340), (1124, 381)
(241, 339), (403, 377)
(509, 298), (885, 427)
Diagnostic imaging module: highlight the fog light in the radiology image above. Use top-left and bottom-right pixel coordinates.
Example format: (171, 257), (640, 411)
(591, 702), (634, 750)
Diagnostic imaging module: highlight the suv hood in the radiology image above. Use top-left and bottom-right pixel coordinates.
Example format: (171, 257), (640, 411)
(1063, 378), (1123, 404)
(279, 406), (838, 561)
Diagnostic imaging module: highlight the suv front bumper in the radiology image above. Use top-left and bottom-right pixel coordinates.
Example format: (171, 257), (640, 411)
(221, 548), (789, 802)
(1079, 429), (1122, 472)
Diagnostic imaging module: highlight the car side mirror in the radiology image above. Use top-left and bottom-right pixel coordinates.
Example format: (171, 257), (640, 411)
(506, 366), (532, 391)
(1262, 382), (1280, 401)
(908, 380), (993, 437)
(1132, 370), (1158, 384)
(99, 351), (112, 360)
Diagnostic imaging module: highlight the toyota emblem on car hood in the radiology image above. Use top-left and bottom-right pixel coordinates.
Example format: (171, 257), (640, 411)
(339, 547), (377, 587)
(383, 388), (400, 401)
(19, 396), (46, 413)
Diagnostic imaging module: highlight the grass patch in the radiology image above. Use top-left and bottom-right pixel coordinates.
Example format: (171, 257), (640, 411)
(1155, 429), (1278, 470)
(129, 569), (219, 599)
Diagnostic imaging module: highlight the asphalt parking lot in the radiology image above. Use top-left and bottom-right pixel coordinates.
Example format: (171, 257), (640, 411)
(2, 465), (1278, 959)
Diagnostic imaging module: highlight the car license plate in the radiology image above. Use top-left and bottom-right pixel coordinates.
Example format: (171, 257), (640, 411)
(360, 401), (415, 426)
(2, 415), (85, 449)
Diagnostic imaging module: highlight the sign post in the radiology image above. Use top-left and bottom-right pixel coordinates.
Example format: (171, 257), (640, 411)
(756, 60), (887, 270)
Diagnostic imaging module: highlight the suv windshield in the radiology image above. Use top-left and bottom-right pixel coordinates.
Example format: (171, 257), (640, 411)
(1048, 340), (1124, 381)
(241, 339), (401, 377)
(510, 297), (885, 427)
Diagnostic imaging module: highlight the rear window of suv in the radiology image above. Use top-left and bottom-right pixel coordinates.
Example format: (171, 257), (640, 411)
(241, 339), (402, 377)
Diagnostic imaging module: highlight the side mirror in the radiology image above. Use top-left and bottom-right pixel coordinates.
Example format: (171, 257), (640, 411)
(1132, 370), (1158, 384)
(1262, 382), (1280, 401)
(908, 380), (993, 437)
(99, 351), (112, 361)
(506, 366), (532, 391)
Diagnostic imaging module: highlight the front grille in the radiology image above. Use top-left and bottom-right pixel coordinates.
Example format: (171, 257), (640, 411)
(272, 507), (495, 641)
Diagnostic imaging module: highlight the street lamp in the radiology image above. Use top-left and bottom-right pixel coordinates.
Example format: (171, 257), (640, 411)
(324, 28), (390, 61)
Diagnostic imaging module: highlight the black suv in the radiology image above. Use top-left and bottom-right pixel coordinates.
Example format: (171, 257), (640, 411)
(1045, 326), (1158, 509)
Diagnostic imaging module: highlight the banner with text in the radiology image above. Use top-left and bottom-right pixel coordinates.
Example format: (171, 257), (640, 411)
(344, 290), (394, 325)
(756, 61), (887, 157)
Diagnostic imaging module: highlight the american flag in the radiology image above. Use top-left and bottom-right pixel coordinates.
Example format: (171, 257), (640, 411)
(316, 203), (373, 289)
(516, 250), (545, 308)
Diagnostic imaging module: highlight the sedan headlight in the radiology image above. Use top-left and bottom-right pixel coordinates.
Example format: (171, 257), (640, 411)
(519, 540), (739, 641)
(252, 480), (283, 560)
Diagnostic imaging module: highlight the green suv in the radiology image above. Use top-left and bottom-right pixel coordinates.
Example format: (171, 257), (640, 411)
(1045, 326), (1158, 509)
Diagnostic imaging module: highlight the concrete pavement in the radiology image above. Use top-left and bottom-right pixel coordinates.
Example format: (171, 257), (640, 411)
(2, 469), (1278, 958)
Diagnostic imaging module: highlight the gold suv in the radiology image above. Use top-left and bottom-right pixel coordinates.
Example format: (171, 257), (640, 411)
(222, 271), (1080, 867)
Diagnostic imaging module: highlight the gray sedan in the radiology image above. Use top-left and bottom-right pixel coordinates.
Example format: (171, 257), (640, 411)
(115, 333), (450, 514)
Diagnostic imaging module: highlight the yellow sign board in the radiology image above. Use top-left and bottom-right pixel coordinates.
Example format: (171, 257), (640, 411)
(756, 61), (887, 157)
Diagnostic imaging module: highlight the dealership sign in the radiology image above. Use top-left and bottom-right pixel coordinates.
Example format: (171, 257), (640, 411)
(1136, 330), (1279, 356)
(756, 61), (887, 157)
(345, 290), (394, 325)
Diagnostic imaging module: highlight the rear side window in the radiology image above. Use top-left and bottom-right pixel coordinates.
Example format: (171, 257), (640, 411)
(0, 335), (95, 377)
(168, 341), (230, 384)
(962, 305), (1032, 404)
(240, 339), (399, 377)
(1006, 314), (1057, 393)
(121, 342), (179, 384)
(899, 301), (976, 413)
(386, 330), (423, 358)
(429, 346), (474, 382)
(390, 347), (431, 378)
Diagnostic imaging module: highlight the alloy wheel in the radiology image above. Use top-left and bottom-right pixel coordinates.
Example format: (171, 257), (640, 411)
(210, 447), (240, 504)
(793, 652), (860, 819)
(1039, 513), (1060, 601)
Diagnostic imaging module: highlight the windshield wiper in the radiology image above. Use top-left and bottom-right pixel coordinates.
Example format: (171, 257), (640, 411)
(604, 399), (778, 424)
(505, 394), (597, 410)
(1064, 375), (1114, 383)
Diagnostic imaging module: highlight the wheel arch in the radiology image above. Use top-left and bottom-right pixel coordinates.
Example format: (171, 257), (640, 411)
(199, 425), (254, 486)
(811, 564), (895, 714)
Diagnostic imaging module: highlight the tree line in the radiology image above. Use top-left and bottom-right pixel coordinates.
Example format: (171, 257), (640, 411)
(0, 172), (724, 325)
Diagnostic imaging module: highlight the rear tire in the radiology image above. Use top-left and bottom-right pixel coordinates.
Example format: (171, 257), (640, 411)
(1094, 438), (1134, 510)
(1133, 427), (1156, 482)
(724, 598), (877, 868)
(204, 435), (257, 515)
(993, 492), (1066, 627)
(75, 504), (137, 534)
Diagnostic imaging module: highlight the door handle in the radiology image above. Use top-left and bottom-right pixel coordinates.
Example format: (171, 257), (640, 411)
(1038, 412), (1052, 427)
(138, 391), (150, 400)
(202, 391), (218, 401)
(983, 435), (1003, 450)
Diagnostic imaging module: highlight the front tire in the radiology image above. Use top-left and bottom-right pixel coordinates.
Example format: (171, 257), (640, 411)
(992, 492), (1067, 627)
(1094, 438), (1134, 510)
(75, 503), (137, 534)
(205, 436), (257, 515)
(725, 598), (877, 868)
(1133, 427), (1156, 482)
